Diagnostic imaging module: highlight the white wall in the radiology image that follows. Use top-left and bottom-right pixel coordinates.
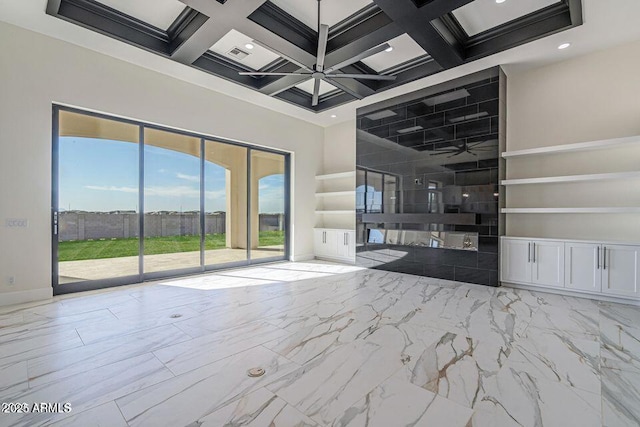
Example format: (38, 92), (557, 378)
(317, 121), (356, 230)
(505, 38), (640, 241)
(0, 22), (323, 305)
(323, 121), (356, 175)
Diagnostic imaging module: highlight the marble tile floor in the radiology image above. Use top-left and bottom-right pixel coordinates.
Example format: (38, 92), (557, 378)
(0, 261), (639, 426)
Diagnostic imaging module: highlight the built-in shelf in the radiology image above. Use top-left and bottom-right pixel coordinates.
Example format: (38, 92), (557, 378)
(502, 135), (640, 158)
(315, 171), (356, 180)
(362, 213), (479, 225)
(502, 208), (640, 214)
(315, 171), (355, 230)
(501, 171), (640, 186)
(315, 210), (354, 215)
(315, 191), (356, 197)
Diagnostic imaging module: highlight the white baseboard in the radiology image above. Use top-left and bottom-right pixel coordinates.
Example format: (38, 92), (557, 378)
(291, 254), (315, 262)
(314, 255), (356, 265)
(0, 287), (53, 307)
(501, 282), (640, 306)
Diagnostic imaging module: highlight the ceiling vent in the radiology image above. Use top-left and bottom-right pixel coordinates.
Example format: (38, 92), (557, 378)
(227, 47), (250, 60)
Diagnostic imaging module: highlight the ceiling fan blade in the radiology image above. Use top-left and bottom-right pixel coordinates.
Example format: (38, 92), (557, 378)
(239, 72), (310, 76)
(312, 79), (321, 107)
(316, 24), (329, 72)
(452, 150), (474, 157)
(323, 77), (364, 100)
(325, 43), (391, 73)
(468, 140), (497, 148)
(327, 73), (396, 81)
(250, 40), (313, 72)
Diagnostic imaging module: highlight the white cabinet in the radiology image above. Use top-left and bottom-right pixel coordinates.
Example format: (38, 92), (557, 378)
(502, 237), (640, 302)
(336, 231), (355, 259)
(502, 239), (531, 284)
(565, 243), (640, 296)
(565, 243), (600, 292)
(532, 240), (565, 287)
(601, 245), (640, 298)
(314, 228), (355, 263)
(501, 238), (564, 288)
(314, 229), (336, 258)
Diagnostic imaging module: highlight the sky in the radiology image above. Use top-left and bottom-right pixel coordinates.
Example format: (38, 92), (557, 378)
(59, 137), (285, 214)
(356, 185), (382, 211)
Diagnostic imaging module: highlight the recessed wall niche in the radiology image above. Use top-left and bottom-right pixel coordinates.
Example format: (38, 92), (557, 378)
(355, 67), (506, 286)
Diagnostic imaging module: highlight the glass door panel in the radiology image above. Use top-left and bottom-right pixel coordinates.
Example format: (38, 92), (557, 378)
(366, 172), (383, 213)
(250, 150), (286, 260)
(143, 128), (201, 274)
(384, 175), (398, 213)
(204, 140), (248, 267)
(56, 110), (140, 285)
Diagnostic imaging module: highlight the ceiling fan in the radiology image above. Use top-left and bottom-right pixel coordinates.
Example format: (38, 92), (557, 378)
(431, 138), (498, 157)
(239, 0), (397, 106)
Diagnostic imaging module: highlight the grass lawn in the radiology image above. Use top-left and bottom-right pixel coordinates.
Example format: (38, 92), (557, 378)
(59, 231), (284, 262)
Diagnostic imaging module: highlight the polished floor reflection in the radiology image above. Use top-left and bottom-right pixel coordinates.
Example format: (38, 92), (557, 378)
(1, 262), (638, 426)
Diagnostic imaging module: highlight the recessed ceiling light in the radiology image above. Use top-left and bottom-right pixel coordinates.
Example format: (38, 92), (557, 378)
(330, 114), (337, 118)
(245, 43), (254, 50)
(385, 46), (394, 52)
(558, 43), (571, 50)
(396, 125), (423, 134)
(423, 89), (470, 106)
(448, 111), (489, 124)
(495, 0), (506, 3)
(365, 110), (397, 120)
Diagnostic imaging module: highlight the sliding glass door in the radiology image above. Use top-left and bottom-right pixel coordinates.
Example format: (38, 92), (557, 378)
(52, 106), (290, 294)
(251, 150), (287, 261)
(204, 140), (249, 267)
(143, 128), (202, 276)
(54, 110), (141, 289)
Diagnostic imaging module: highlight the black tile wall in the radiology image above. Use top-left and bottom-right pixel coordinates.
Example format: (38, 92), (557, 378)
(356, 70), (502, 286)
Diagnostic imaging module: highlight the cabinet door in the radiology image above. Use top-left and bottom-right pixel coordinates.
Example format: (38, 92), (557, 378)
(501, 239), (532, 284)
(336, 231), (356, 259)
(323, 229), (338, 258)
(314, 229), (336, 257)
(601, 245), (640, 298)
(564, 243), (601, 292)
(347, 231), (356, 258)
(313, 229), (326, 256)
(336, 231), (349, 258)
(531, 240), (565, 287)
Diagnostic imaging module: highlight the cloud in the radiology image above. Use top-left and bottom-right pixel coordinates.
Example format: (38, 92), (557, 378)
(84, 185), (137, 193)
(85, 184), (225, 200)
(205, 189), (226, 200)
(144, 186), (199, 198)
(176, 173), (200, 182)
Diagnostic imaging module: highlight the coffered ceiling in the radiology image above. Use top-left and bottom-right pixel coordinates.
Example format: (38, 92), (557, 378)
(43, 0), (582, 112)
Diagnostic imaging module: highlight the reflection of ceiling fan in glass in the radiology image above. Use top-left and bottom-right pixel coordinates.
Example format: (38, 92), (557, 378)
(238, 0), (397, 106)
(431, 138), (498, 157)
